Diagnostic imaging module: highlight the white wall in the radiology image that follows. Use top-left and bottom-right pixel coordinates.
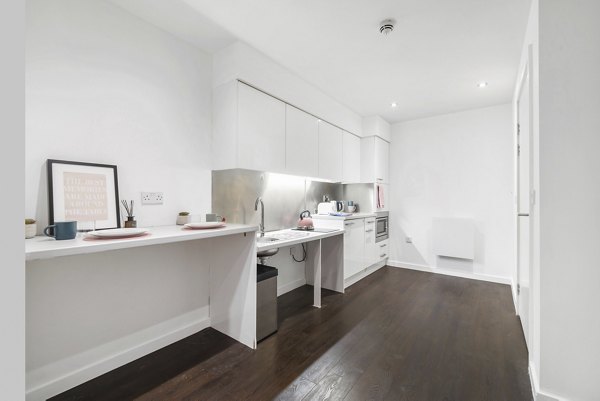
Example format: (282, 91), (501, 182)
(388, 104), (514, 283)
(1, 0), (25, 399)
(25, 1), (215, 399)
(537, 0), (600, 399)
(213, 41), (363, 136)
(26, 0), (213, 230)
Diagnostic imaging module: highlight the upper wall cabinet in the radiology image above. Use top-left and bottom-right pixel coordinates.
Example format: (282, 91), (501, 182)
(318, 120), (343, 182)
(213, 81), (286, 173)
(285, 105), (319, 177)
(361, 136), (390, 184)
(214, 80), (354, 182)
(237, 83), (286, 173)
(342, 131), (361, 183)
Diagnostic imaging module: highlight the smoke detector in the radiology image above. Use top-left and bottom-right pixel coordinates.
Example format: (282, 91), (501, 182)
(379, 19), (395, 35)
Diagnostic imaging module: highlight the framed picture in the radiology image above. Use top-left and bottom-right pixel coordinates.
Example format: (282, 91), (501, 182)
(47, 159), (121, 231)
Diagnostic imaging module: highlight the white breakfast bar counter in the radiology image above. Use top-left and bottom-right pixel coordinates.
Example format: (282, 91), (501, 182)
(25, 224), (258, 401)
(25, 224), (345, 401)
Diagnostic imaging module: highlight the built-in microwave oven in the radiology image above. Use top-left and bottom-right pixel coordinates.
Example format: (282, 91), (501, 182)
(375, 211), (389, 242)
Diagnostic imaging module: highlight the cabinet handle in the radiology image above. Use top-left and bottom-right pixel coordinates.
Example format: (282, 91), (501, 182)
(376, 178), (384, 181)
(380, 253), (387, 258)
(380, 243), (387, 248)
(345, 222), (354, 226)
(365, 229), (373, 233)
(366, 221), (374, 224)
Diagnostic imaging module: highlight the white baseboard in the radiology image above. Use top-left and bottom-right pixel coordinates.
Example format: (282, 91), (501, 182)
(26, 307), (210, 401)
(387, 260), (512, 285)
(277, 277), (306, 296)
(529, 362), (565, 401)
(344, 260), (386, 289)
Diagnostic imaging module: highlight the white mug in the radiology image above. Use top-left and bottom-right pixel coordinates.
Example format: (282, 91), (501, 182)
(330, 201), (343, 212)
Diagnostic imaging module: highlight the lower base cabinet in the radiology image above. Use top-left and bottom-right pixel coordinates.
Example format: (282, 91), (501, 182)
(343, 219), (365, 279)
(313, 216), (389, 283)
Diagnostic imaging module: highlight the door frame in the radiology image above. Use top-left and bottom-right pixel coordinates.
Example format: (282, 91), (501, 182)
(514, 47), (534, 350)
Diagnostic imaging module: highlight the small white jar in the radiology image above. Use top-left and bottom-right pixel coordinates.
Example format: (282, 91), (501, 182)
(176, 215), (191, 225)
(25, 223), (37, 239)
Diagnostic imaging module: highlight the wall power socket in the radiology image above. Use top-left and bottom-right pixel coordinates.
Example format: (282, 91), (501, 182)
(141, 192), (164, 205)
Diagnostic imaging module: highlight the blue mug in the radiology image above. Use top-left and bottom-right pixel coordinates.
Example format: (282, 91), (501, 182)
(44, 221), (78, 240)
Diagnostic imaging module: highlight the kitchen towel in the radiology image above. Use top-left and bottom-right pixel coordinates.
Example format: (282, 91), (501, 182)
(377, 184), (385, 209)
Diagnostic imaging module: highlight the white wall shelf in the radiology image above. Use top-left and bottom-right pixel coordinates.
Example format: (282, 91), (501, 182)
(25, 224), (257, 261)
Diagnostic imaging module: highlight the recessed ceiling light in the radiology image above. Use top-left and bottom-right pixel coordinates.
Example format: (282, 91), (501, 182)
(477, 81), (488, 88)
(391, 102), (398, 108)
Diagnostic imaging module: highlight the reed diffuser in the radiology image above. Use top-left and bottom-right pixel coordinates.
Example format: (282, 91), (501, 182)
(121, 200), (137, 228)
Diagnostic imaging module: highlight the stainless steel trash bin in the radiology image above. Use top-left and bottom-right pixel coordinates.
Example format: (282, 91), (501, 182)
(257, 264), (278, 342)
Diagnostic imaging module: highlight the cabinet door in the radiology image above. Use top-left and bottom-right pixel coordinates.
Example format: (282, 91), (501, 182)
(318, 121), (343, 182)
(285, 105), (318, 177)
(344, 219), (365, 279)
(237, 83), (286, 173)
(374, 137), (390, 183)
(360, 136), (375, 183)
(342, 131), (361, 183)
(364, 218), (378, 266)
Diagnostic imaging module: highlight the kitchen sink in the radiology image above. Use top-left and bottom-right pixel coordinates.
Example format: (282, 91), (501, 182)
(257, 237), (279, 243)
(257, 236), (280, 261)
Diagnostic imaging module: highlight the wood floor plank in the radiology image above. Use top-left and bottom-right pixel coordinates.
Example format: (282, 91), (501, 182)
(52, 267), (532, 401)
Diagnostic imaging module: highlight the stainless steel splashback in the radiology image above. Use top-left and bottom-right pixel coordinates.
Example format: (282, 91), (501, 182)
(212, 169), (343, 232)
(343, 183), (375, 213)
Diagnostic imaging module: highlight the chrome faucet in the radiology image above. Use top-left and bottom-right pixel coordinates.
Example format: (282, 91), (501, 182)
(254, 197), (265, 236)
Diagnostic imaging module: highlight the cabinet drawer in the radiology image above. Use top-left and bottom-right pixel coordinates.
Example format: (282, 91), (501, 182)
(377, 240), (389, 260)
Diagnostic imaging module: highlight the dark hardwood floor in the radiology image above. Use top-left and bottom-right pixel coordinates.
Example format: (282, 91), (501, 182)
(51, 267), (532, 401)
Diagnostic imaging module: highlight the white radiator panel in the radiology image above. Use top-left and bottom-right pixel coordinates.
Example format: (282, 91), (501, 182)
(432, 218), (475, 260)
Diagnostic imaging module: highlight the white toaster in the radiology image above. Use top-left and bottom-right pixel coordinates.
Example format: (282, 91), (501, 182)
(317, 202), (332, 215)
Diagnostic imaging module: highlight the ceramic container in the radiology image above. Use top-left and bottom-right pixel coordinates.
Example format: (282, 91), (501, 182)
(25, 223), (37, 239)
(176, 215), (191, 225)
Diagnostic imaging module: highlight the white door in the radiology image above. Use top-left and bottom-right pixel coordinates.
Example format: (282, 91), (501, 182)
(318, 121), (343, 182)
(343, 219), (365, 279)
(517, 62), (533, 349)
(285, 105), (318, 177)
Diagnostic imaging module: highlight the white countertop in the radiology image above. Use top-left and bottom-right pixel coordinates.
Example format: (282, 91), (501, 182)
(311, 212), (376, 221)
(256, 228), (344, 251)
(26, 224), (258, 261)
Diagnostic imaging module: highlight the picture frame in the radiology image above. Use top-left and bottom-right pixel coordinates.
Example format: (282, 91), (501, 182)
(47, 159), (121, 231)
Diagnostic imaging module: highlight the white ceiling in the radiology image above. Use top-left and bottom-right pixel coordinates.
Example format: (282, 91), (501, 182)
(110, 0), (531, 123)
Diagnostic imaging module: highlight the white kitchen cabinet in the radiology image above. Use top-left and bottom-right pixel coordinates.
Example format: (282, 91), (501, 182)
(312, 215), (388, 286)
(342, 131), (361, 183)
(285, 105), (319, 177)
(375, 136), (390, 183)
(364, 217), (378, 266)
(318, 120), (343, 182)
(343, 219), (365, 279)
(361, 136), (390, 184)
(213, 80), (286, 173)
(376, 239), (389, 262)
(237, 83), (286, 173)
